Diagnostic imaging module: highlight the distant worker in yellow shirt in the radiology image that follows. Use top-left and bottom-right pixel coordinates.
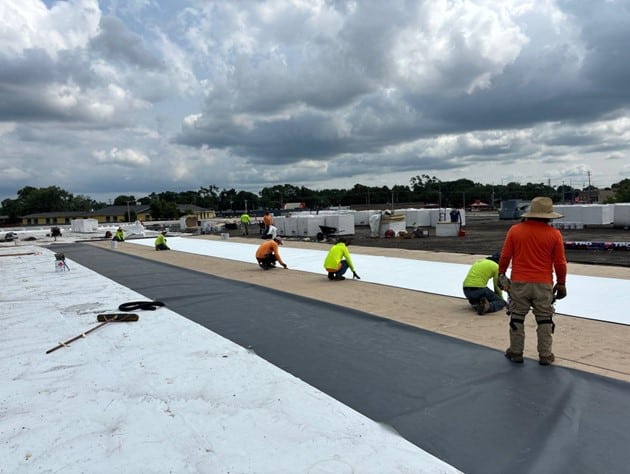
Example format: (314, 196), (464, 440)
(324, 238), (360, 281)
(155, 231), (170, 251)
(112, 227), (125, 242)
(240, 212), (251, 235)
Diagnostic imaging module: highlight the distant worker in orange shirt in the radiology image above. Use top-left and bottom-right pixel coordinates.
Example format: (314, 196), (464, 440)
(262, 211), (274, 235)
(498, 197), (567, 366)
(255, 237), (288, 270)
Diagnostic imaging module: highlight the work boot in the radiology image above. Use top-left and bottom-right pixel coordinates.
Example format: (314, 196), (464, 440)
(539, 353), (555, 366)
(504, 349), (524, 363)
(476, 297), (490, 315)
(327, 272), (335, 280)
(334, 275), (346, 281)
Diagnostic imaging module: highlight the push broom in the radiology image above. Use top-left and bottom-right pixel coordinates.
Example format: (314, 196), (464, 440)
(46, 313), (139, 354)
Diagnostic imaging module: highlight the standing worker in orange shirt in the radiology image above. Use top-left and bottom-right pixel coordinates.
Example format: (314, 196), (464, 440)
(255, 237), (288, 270)
(498, 197), (567, 366)
(262, 211), (273, 235)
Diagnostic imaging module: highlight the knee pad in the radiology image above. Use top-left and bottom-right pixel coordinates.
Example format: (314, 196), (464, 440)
(509, 316), (525, 331)
(537, 318), (555, 334)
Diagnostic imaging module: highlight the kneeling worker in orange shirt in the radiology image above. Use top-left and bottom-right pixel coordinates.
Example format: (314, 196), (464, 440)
(256, 237), (288, 270)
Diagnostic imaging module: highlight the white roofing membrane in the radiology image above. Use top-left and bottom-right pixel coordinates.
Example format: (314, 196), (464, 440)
(1, 246), (460, 473)
(129, 237), (630, 326)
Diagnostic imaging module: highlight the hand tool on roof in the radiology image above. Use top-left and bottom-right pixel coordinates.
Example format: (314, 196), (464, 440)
(46, 313), (139, 354)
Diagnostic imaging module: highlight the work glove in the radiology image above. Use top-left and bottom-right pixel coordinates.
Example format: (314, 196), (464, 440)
(553, 283), (567, 300)
(282, 263), (288, 269)
(498, 274), (511, 292)
(352, 272), (360, 280)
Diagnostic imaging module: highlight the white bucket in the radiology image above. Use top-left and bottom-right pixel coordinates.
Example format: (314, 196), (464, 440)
(111, 240), (118, 249)
(220, 233), (230, 240)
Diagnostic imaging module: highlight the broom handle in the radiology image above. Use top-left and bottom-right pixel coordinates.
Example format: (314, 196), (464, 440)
(46, 321), (110, 354)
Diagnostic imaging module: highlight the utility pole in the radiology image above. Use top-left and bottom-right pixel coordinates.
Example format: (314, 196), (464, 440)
(587, 171), (594, 203)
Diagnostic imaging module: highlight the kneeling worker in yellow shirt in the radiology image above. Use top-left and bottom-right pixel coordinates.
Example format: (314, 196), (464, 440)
(462, 252), (507, 315)
(324, 238), (360, 281)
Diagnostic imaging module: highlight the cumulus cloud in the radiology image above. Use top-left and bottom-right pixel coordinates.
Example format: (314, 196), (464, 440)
(1, 0), (629, 201)
(0, 0), (101, 59)
(93, 147), (150, 166)
(90, 15), (162, 69)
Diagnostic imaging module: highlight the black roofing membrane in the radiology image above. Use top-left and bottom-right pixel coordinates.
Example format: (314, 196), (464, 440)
(53, 243), (630, 474)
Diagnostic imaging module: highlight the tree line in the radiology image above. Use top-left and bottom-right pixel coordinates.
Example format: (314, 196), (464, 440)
(2, 177), (629, 223)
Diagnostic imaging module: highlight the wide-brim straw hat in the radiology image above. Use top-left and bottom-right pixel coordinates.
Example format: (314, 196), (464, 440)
(522, 197), (563, 219)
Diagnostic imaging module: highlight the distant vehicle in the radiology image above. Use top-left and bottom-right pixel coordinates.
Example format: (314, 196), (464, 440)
(499, 199), (530, 220)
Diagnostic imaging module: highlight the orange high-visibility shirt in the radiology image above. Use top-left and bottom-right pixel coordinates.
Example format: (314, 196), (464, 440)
(499, 220), (567, 284)
(255, 240), (285, 266)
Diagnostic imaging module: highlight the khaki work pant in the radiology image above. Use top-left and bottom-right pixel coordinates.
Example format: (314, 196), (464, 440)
(508, 282), (555, 357)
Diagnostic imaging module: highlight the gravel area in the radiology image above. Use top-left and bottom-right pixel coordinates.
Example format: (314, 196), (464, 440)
(238, 212), (630, 267)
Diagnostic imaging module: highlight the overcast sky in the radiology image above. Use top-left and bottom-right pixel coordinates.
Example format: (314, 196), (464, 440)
(1, 0), (629, 203)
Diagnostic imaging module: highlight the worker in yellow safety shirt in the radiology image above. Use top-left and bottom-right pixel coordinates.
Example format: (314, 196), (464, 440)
(324, 238), (360, 281)
(112, 227), (125, 242)
(155, 231), (170, 251)
(240, 212), (251, 235)
(462, 252), (507, 315)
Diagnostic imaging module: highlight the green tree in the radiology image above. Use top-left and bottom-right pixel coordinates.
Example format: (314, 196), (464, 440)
(113, 195), (136, 206)
(68, 194), (100, 212)
(609, 179), (630, 203)
(149, 199), (179, 219)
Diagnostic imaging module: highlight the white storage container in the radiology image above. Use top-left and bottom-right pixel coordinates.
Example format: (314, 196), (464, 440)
(556, 204), (614, 225)
(613, 203), (630, 227)
(435, 222), (460, 237)
(401, 209), (431, 227)
(353, 210), (373, 226)
(324, 214), (355, 236)
(282, 217), (299, 236)
(273, 216), (286, 236)
(296, 215), (326, 237)
(70, 219), (98, 233)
